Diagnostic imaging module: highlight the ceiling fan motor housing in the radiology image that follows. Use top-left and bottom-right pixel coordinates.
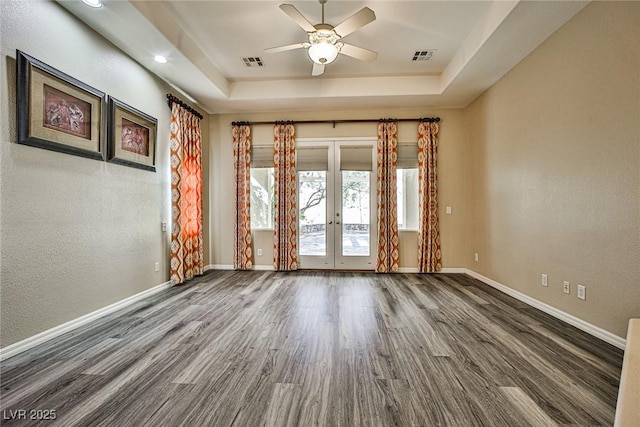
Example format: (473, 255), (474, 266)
(308, 25), (341, 64)
(266, 2), (377, 75)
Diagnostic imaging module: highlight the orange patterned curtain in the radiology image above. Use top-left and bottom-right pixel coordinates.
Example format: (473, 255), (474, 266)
(170, 103), (203, 285)
(233, 124), (253, 270)
(273, 122), (298, 271)
(376, 120), (400, 273)
(417, 120), (442, 272)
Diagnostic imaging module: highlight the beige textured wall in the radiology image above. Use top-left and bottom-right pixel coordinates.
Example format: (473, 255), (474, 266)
(464, 2), (640, 338)
(0, 1), (177, 347)
(209, 108), (467, 269)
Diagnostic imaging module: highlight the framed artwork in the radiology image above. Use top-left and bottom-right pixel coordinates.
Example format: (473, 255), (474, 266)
(16, 50), (106, 160)
(107, 97), (157, 172)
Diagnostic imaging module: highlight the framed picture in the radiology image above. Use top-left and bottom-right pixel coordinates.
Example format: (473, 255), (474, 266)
(107, 97), (157, 172)
(16, 50), (106, 161)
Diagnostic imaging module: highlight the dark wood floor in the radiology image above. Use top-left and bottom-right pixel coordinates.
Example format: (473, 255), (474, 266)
(1, 271), (623, 426)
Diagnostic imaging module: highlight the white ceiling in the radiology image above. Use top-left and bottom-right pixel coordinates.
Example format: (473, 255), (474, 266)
(59, 0), (589, 114)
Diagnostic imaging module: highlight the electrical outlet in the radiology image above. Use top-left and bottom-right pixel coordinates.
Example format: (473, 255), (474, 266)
(474, 253), (479, 262)
(577, 284), (586, 300)
(542, 274), (548, 287)
(257, 248), (263, 257)
(154, 262), (160, 272)
(446, 206), (452, 214)
(563, 281), (570, 294)
(161, 222), (167, 232)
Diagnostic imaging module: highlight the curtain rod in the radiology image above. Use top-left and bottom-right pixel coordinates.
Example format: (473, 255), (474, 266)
(166, 93), (203, 120)
(231, 117), (440, 128)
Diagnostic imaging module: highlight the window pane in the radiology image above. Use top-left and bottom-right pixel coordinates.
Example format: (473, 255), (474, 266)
(342, 171), (370, 256)
(397, 168), (419, 230)
(250, 167), (274, 228)
(299, 171), (327, 256)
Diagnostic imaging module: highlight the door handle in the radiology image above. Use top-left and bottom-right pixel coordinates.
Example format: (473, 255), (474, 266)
(328, 221), (333, 224)
(336, 221), (341, 225)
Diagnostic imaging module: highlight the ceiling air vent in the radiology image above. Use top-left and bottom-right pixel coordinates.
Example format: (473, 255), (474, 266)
(412, 50), (437, 62)
(242, 57), (264, 67)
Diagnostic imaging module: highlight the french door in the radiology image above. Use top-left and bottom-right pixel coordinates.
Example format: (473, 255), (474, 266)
(297, 139), (377, 270)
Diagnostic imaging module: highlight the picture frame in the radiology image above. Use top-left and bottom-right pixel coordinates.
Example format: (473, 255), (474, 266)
(16, 50), (106, 161)
(107, 97), (157, 172)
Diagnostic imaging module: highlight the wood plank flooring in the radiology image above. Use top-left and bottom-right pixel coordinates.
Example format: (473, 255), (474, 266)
(0, 271), (623, 426)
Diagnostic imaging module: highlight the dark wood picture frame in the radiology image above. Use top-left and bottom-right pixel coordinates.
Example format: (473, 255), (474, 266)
(107, 97), (157, 172)
(16, 50), (106, 161)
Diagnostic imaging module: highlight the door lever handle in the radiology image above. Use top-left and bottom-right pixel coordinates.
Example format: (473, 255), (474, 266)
(328, 221), (333, 224)
(336, 221), (341, 225)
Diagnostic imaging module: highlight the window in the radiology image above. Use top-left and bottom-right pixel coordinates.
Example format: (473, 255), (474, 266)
(250, 167), (274, 229)
(397, 168), (419, 230)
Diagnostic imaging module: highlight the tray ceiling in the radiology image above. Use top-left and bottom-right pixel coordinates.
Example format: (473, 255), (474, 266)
(59, 0), (588, 114)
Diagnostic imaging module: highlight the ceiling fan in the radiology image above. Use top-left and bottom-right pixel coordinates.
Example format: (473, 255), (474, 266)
(265, 0), (378, 76)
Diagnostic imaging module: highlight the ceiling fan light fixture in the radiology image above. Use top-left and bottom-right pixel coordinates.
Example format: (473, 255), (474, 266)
(268, 2), (377, 75)
(308, 40), (339, 65)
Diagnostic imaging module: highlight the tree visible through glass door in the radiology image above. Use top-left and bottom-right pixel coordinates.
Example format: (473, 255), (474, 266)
(299, 171), (327, 256)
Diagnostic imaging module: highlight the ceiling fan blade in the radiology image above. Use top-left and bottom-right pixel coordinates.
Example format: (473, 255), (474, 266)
(339, 43), (378, 62)
(279, 4), (317, 33)
(333, 7), (376, 37)
(312, 62), (325, 76)
(265, 43), (309, 53)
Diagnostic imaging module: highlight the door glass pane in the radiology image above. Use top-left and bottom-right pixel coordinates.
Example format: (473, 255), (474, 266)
(342, 171), (370, 256)
(299, 171), (327, 256)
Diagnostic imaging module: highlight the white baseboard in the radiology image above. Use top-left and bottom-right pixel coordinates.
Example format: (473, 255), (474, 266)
(397, 267), (466, 273)
(465, 269), (626, 350)
(0, 281), (173, 361)
(440, 267), (467, 273)
(254, 265), (274, 271)
(208, 265), (466, 273)
(205, 264), (233, 271)
(205, 264), (273, 271)
(398, 267), (419, 273)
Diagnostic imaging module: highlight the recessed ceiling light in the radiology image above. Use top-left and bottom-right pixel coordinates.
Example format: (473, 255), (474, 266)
(81, 0), (103, 8)
(154, 55), (168, 64)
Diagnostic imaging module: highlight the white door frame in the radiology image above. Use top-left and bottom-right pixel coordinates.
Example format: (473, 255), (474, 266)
(297, 137), (377, 270)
